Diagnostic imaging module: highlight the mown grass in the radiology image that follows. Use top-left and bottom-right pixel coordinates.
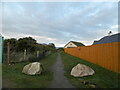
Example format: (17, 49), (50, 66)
(61, 51), (120, 88)
(2, 52), (57, 88)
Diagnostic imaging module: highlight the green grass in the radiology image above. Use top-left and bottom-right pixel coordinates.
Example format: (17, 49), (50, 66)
(61, 51), (120, 88)
(2, 52), (57, 88)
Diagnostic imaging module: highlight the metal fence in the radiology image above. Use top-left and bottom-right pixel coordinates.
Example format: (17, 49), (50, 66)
(0, 35), (3, 64)
(64, 42), (119, 73)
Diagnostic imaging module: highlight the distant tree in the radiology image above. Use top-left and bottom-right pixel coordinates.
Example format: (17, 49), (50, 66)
(57, 48), (64, 51)
(4, 37), (56, 54)
(3, 36), (58, 63)
(47, 43), (56, 51)
(48, 43), (55, 47)
(4, 38), (17, 52)
(16, 37), (37, 52)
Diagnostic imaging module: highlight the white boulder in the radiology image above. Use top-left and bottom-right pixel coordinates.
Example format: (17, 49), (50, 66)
(22, 62), (43, 75)
(71, 64), (95, 77)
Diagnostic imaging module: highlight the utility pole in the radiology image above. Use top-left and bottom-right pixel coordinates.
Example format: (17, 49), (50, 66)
(7, 42), (10, 65)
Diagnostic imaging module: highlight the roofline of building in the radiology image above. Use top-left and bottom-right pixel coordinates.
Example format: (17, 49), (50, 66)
(64, 41), (81, 47)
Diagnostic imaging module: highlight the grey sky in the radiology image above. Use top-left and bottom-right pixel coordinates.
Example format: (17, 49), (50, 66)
(1, 2), (118, 47)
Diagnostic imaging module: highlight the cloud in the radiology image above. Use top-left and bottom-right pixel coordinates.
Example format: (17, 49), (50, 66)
(2, 2), (118, 47)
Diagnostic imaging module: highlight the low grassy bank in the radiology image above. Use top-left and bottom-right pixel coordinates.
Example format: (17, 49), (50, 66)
(2, 52), (57, 88)
(61, 51), (120, 88)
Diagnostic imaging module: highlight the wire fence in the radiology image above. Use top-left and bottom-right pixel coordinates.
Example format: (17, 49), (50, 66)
(2, 36), (58, 64)
(3, 50), (48, 64)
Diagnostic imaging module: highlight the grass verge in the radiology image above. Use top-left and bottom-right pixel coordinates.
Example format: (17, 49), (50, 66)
(61, 51), (120, 88)
(2, 52), (57, 88)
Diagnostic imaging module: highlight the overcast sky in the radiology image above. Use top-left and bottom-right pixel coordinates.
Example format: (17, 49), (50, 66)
(1, 2), (118, 47)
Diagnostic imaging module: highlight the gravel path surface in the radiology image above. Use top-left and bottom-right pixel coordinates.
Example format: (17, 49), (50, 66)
(50, 52), (75, 88)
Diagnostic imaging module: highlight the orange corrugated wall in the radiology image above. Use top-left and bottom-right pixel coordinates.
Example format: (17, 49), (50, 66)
(64, 42), (119, 73)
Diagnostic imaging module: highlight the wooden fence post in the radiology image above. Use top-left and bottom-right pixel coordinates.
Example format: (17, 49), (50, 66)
(37, 51), (39, 58)
(24, 49), (26, 60)
(7, 42), (10, 65)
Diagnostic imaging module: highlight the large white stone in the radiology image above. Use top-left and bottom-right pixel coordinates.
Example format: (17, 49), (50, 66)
(22, 62), (43, 75)
(71, 64), (95, 77)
